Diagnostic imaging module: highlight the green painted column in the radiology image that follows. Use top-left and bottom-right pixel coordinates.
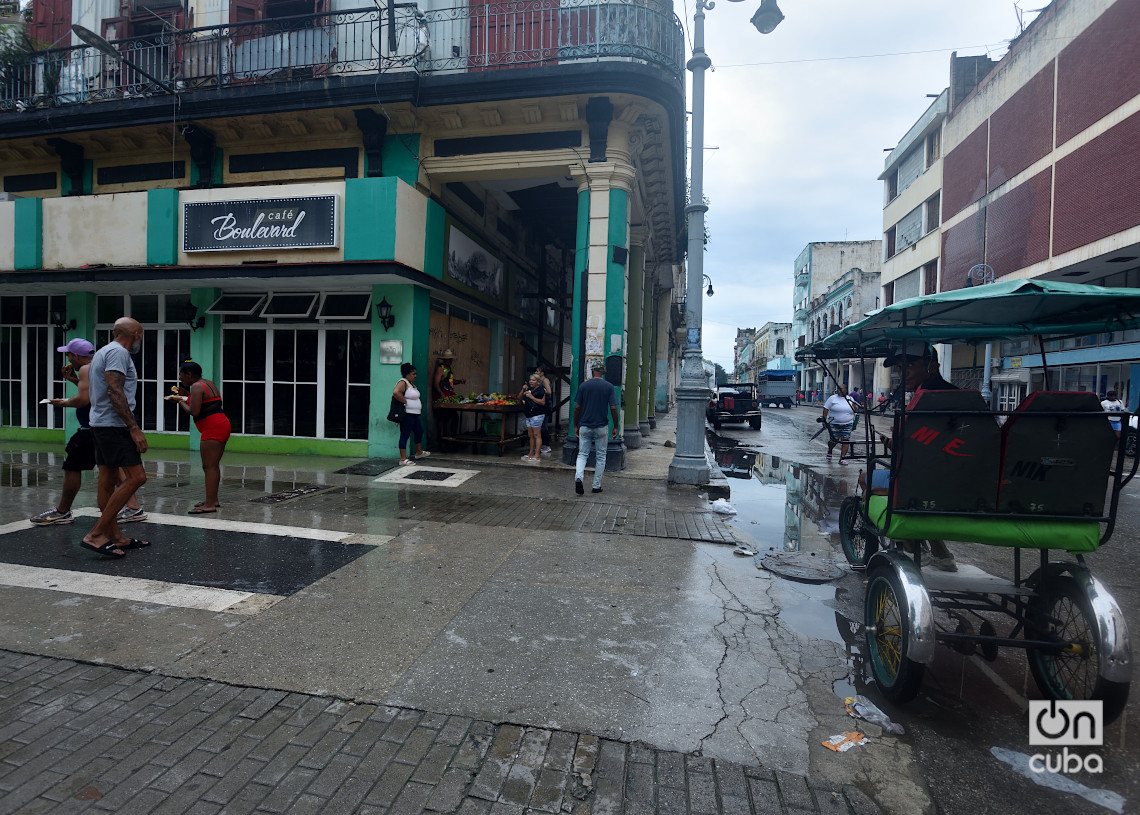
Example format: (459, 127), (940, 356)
(62, 291), (96, 439)
(623, 242), (643, 448)
(146, 189), (179, 266)
(368, 282), (429, 458)
(13, 198), (42, 270)
(382, 134), (421, 186)
(655, 288), (670, 413)
(639, 273), (655, 432)
(604, 188), (628, 433)
(345, 177), (398, 261)
(567, 186), (590, 441)
(188, 287), (223, 452)
(489, 319), (505, 393)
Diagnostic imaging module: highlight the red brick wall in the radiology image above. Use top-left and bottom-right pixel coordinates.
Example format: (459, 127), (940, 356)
(988, 64), (1054, 190)
(940, 211), (986, 291)
(942, 123), (988, 219)
(1057, 0), (1140, 145)
(1054, 109), (1140, 255)
(986, 168), (1052, 275)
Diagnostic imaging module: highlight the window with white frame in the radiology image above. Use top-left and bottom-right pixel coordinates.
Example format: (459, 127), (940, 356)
(222, 326), (370, 439)
(0, 295), (68, 429)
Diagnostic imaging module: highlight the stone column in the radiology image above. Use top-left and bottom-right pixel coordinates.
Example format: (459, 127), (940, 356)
(655, 287), (671, 414)
(639, 271), (654, 435)
(623, 239), (644, 449)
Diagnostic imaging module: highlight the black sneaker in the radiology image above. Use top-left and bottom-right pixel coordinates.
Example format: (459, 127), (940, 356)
(592, 487), (603, 494)
(575, 479), (584, 495)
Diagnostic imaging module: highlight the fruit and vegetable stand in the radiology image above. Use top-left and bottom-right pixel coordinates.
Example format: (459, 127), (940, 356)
(433, 399), (526, 455)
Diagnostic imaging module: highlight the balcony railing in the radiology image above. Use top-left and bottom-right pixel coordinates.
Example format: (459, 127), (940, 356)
(1, 1), (684, 112)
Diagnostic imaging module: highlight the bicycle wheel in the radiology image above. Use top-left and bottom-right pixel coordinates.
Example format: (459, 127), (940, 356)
(1027, 576), (1130, 723)
(865, 566), (925, 703)
(839, 496), (879, 568)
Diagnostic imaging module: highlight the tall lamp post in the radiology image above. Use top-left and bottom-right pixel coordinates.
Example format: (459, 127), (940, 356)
(669, 0), (784, 485)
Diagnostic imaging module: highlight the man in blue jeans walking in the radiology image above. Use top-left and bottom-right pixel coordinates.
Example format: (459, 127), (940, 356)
(574, 360), (621, 495)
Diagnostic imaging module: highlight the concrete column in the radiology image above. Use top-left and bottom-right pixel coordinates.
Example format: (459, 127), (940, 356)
(639, 271), (654, 435)
(189, 287), (223, 452)
(623, 240), (644, 449)
(655, 287), (671, 413)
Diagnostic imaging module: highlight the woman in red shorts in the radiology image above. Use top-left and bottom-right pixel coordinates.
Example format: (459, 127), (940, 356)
(172, 360), (231, 514)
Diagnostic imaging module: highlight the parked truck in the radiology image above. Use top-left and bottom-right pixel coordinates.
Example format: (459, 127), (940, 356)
(757, 371), (797, 409)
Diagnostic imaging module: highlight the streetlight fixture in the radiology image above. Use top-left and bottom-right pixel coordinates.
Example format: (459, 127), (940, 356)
(704, 275), (714, 297)
(71, 24), (177, 95)
(669, 0), (783, 486)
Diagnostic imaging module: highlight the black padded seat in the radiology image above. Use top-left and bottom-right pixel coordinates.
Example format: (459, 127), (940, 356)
(892, 389), (1001, 513)
(998, 391), (1116, 516)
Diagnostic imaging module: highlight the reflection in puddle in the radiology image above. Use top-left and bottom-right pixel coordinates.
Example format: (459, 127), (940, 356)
(715, 446), (871, 699)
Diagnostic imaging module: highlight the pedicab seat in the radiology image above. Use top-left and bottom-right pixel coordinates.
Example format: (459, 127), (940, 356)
(891, 389), (1001, 513)
(998, 391), (1116, 517)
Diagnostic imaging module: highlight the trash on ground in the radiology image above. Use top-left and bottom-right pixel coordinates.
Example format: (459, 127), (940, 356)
(845, 695), (905, 735)
(733, 546), (758, 557)
(991, 747), (1124, 813)
(822, 732), (868, 753)
(710, 499), (737, 514)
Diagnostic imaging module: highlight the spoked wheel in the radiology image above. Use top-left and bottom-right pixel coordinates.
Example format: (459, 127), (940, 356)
(1027, 576), (1130, 723)
(865, 566), (925, 703)
(839, 496), (880, 568)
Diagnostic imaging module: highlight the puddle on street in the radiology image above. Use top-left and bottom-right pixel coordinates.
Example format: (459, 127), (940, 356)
(713, 443), (870, 698)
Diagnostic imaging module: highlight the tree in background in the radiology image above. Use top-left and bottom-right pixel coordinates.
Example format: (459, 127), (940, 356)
(714, 363), (728, 386)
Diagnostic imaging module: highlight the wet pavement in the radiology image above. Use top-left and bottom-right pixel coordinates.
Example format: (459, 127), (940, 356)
(1, 405), (1137, 814)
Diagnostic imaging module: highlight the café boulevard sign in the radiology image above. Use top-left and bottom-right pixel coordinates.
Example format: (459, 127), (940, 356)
(183, 195), (339, 252)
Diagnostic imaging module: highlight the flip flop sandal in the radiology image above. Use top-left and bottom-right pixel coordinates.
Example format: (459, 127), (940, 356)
(119, 538), (150, 550)
(187, 507), (218, 514)
(194, 501), (222, 508)
(81, 541), (126, 559)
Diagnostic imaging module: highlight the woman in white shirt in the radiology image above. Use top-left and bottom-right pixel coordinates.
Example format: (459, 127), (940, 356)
(393, 363), (430, 465)
(822, 385), (856, 464)
(1102, 389), (1125, 438)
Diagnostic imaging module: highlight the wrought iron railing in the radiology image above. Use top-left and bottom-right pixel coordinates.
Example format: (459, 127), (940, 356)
(0, 1), (683, 112)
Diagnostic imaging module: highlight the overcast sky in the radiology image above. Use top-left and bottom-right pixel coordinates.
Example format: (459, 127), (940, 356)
(678, 0), (1026, 370)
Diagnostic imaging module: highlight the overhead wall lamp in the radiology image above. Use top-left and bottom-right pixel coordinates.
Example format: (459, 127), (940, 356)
(375, 297), (396, 331)
(51, 311), (77, 332)
(186, 304), (205, 332)
(703, 275), (715, 297)
(750, 0), (784, 35)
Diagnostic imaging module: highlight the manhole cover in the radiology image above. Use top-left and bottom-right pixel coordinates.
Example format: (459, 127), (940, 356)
(405, 471), (456, 481)
(762, 552), (845, 583)
(251, 484), (334, 504)
(335, 458), (400, 476)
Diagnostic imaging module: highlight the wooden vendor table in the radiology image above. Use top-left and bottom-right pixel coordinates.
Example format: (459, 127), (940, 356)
(433, 401), (526, 455)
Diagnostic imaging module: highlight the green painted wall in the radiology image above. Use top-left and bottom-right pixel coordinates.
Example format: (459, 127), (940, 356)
(0, 427), (62, 443)
(568, 188), (590, 438)
(223, 435), (367, 457)
(13, 198), (42, 270)
(605, 188), (628, 428)
(423, 197), (445, 280)
(146, 189), (179, 266)
(61, 161), (93, 196)
(382, 134), (421, 186)
(368, 282), (430, 457)
(344, 177), (398, 261)
(62, 291), (96, 439)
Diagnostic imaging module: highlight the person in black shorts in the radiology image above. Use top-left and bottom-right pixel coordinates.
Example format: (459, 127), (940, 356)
(30, 339), (146, 527)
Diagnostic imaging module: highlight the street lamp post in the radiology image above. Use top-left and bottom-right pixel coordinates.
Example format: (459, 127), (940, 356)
(669, 0), (783, 485)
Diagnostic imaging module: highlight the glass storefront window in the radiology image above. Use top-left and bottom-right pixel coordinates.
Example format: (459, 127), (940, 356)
(0, 297), (69, 430)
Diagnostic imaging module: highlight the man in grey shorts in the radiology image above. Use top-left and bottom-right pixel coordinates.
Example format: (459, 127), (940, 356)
(81, 317), (150, 558)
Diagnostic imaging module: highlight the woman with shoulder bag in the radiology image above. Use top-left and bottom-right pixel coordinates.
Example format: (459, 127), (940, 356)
(393, 363), (428, 465)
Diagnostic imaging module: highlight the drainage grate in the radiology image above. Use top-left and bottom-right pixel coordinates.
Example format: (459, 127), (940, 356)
(251, 484), (335, 504)
(405, 471), (456, 481)
(335, 458), (400, 476)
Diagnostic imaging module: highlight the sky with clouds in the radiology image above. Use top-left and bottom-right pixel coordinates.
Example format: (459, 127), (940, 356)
(676, 0), (1028, 370)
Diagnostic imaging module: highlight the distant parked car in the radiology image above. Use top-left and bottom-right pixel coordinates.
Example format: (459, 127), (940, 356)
(707, 382), (762, 430)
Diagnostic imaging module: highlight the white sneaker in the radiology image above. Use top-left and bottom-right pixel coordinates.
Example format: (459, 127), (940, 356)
(540, 446), (551, 453)
(399, 459), (416, 466)
(30, 509), (73, 525)
(117, 507), (147, 523)
(417, 451), (431, 458)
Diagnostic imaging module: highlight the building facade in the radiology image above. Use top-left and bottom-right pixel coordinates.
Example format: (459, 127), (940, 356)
(791, 241), (880, 393)
(755, 321), (793, 371)
(733, 327), (756, 383)
(0, 0), (687, 457)
(935, 0), (1140, 410)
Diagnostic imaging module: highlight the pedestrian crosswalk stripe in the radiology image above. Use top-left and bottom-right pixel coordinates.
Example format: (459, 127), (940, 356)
(70, 509), (355, 542)
(0, 563), (284, 614)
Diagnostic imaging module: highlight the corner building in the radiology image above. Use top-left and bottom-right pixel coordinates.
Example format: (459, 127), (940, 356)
(0, 0), (685, 457)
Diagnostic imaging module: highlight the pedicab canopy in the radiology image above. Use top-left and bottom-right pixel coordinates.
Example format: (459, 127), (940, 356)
(796, 279), (1140, 362)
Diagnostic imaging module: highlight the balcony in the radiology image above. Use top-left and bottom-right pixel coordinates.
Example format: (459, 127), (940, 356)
(0, 1), (684, 112)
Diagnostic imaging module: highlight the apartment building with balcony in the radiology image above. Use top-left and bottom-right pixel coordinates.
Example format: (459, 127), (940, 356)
(733, 326), (756, 383)
(0, 0), (686, 457)
(936, 0), (1140, 410)
(791, 240), (879, 392)
(755, 321), (792, 371)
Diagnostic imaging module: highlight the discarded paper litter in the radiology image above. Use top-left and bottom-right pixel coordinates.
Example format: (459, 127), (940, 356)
(710, 498), (737, 515)
(845, 695), (905, 735)
(822, 732), (868, 753)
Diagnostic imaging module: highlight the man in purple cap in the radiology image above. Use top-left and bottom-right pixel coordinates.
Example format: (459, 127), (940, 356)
(30, 338), (146, 528)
